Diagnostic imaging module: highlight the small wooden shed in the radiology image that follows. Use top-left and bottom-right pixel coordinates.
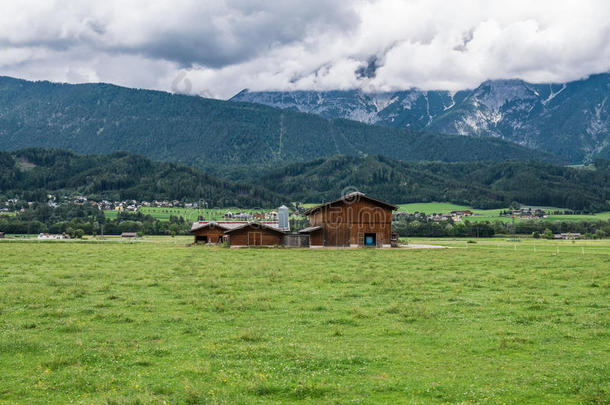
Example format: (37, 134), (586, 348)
(190, 221), (281, 245)
(223, 222), (285, 247)
(190, 221), (233, 244)
(298, 226), (323, 247)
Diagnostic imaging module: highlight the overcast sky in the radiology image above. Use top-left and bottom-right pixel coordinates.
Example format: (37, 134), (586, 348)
(1, 0), (609, 99)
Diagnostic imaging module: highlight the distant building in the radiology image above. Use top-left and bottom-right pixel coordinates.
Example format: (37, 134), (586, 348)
(0, 232), (5, 238)
(450, 210), (472, 216)
(38, 233), (70, 240)
(554, 232), (582, 240)
(393, 211), (409, 220)
(507, 207), (546, 218)
(121, 232), (138, 238)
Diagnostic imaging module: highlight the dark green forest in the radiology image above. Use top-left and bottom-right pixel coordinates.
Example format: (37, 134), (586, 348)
(0, 149), (282, 207)
(1, 149), (609, 212)
(260, 155), (610, 211)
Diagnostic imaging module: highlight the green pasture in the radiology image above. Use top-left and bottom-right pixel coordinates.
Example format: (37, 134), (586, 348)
(398, 202), (610, 223)
(104, 207), (277, 222)
(0, 239), (608, 404)
(100, 202), (610, 225)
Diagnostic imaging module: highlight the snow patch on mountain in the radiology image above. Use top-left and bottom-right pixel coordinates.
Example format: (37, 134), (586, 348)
(230, 74), (610, 162)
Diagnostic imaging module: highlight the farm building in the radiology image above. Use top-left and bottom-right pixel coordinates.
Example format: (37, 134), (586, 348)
(224, 222), (285, 247)
(190, 221), (282, 246)
(190, 193), (397, 248)
(37, 233), (70, 240)
(301, 192), (397, 247)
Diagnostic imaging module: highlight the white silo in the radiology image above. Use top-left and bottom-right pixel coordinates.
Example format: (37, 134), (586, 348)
(278, 205), (290, 231)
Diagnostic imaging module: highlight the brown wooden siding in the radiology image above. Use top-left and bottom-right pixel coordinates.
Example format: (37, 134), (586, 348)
(309, 228), (324, 246)
(227, 226), (284, 246)
(308, 199), (393, 247)
(192, 227), (226, 243)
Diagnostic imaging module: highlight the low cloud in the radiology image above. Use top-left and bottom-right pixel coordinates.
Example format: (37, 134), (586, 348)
(0, 0), (608, 98)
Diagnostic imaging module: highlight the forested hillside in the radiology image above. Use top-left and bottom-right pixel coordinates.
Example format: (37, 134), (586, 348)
(0, 149), (281, 207)
(0, 76), (558, 171)
(2, 149), (608, 211)
(260, 155), (610, 211)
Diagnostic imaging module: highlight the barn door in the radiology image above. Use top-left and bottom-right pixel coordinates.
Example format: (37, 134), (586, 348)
(248, 232), (262, 246)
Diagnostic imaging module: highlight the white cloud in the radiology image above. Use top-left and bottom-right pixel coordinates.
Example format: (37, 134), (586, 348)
(0, 0), (608, 98)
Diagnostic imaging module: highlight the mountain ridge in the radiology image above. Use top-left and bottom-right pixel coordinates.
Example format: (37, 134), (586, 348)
(0, 75), (557, 171)
(231, 73), (610, 162)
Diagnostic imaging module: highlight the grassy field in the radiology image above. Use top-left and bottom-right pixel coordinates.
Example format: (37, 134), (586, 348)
(0, 239), (608, 404)
(101, 203), (610, 224)
(104, 207), (279, 222)
(398, 203), (610, 223)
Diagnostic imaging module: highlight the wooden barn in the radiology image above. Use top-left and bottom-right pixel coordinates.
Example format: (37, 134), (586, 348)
(190, 221), (283, 247)
(300, 192), (397, 247)
(223, 222), (285, 247)
(190, 221), (236, 244)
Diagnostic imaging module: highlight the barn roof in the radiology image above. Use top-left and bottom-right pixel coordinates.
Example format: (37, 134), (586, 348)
(190, 221), (279, 233)
(299, 226), (322, 233)
(223, 221), (286, 234)
(303, 192), (398, 215)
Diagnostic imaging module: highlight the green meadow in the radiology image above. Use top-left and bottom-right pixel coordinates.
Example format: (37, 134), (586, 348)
(0, 239), (608, 404)
(104, 207), (278, 222)
(398, 203), (610, 223)
(106, 203), (610, 224)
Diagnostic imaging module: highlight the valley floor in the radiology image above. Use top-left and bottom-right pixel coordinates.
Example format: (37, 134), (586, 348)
(0, 239), (608, 404)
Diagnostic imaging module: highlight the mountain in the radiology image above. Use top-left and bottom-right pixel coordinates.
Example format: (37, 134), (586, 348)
(0, 148), (282, 207)
(0, 76), (557, 172)
(231, 73), (610, 163)
(260, 155), (610, 211)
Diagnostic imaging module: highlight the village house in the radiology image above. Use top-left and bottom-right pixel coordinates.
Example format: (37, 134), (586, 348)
(393, 211), (409, 220)
(450, 210), (472, 216)
(504, 207), (547, 219)
(38, 233), (70, 240)
(300, 192), (397, 247)
(428, 213), (451, 222)
(554, 232), (582, 240)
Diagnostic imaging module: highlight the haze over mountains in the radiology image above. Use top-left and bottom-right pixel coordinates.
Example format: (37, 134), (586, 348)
(0, 76), (554, 172)
(232, 73), (610, 163)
